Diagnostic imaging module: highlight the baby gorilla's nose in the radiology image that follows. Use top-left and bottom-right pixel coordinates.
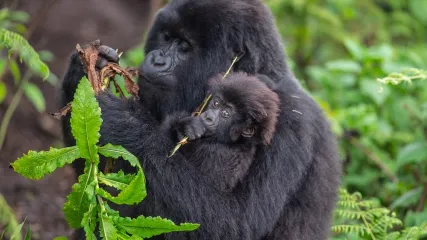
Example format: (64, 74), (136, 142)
(202, 110), (217, 126)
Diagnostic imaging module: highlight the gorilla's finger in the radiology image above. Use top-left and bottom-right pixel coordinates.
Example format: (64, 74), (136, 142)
(95, 57), (109, 69)
(98, 45), (119, 63)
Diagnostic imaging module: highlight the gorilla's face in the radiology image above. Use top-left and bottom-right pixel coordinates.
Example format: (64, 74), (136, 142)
(140, 11), (195, 89)
(140, 0), (244, 91)
(138, 0), (283, 120)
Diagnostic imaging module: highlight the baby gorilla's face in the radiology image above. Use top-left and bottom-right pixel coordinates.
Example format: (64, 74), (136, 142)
(200, 93), (255, 142)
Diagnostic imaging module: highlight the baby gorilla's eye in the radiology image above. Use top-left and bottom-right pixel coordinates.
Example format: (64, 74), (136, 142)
(221, 110), (230, 118)
(213, 100), (220, 108)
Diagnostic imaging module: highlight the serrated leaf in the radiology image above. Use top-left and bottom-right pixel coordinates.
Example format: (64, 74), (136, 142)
(0, 29), (49, 80)
(99, 212), (117, 240)
(23, 82), (45, 112)
(63, 171), (96, 228)
(0, 81), (6, 103)
(97, 171), (146, 205)
(82, 199), (98, 240)
(98, 144), (140, 168)
(70, 77), (102, 163)
(112, 216), (199, 239)
(11, 146), (80, 180)
(98, 171), (136, 190)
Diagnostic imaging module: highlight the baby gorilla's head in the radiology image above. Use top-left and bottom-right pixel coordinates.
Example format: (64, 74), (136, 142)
(201, 73), (280, 145)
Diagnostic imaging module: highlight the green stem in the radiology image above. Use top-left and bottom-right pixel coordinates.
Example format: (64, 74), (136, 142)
(0, 70), (31, 151)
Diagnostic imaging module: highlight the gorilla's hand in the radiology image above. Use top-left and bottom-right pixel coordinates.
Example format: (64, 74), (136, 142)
(62, 44), (119, 103)
(176, 116), (206, 141)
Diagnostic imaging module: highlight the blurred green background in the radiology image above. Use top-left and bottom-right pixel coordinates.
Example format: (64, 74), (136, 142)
(0, 0), (426, 239)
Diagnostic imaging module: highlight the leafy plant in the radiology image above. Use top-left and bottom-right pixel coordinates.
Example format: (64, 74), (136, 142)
(0, 194), (22, 240)
(0, 8), (57, 152)
(11, 77), (199, 239)
(332, 189), (427, 239)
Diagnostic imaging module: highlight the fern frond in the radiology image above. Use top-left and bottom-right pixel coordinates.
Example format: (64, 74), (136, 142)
(332, 224), (369, 236)
(0, 28), (49, 79)
(0, 194), (21, 240)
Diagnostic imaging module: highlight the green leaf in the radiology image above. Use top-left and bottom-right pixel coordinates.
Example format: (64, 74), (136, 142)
(0, 228), (7, 240)
(9, 11), (29, 23)
(325, 59), (361, 73)
(98, 171), (136, 190)
(53, 237), (68, 240)
(97, 144), (146, 204)
(70, 77), (102, 163)
(389, 187), (422, 210)
(82, 199), (98, 240)
(396, 141), (427, 168)
(11, 146), (80, 180)
(0, 29), (49, 79)
(360, 79), (390, 106)
(98, 144), (140, 168)
(0, 81), (6, 103)
(63, 171), (96, 228)
(409, 0), (427, 24)
(0, 59), (7, 74)
(97, 171), (146, 205)
(9, 60), (21, 85)
(23, 82), (45, 112)
(10, 220), (25, 240)
(99, 212), (118, 240)
(113, 216), (200, 238)
(24, 225), (30, 240)
(343, 39), (364, 60)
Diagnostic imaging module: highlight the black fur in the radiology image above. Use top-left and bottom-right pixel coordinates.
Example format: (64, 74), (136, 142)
(61, 0), (341, 239)
(163, 73), (280, 192)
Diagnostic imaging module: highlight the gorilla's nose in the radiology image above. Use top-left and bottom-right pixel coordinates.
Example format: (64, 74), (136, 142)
(152, 51), (166, 66)
(203, 110), (217, 125)
(142, 49), (172, 76)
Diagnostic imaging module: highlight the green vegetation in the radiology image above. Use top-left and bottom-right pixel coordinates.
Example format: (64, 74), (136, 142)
(12, 77), (199, 239)
(266, 0), (427, 238)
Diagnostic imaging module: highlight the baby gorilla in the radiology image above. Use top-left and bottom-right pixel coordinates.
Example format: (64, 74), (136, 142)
(165, 73), (280, 192)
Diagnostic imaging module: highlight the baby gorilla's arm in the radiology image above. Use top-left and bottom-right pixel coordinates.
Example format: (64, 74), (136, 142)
(162, 113), (207, 141)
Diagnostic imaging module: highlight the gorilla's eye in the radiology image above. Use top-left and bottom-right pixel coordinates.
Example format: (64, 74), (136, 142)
(163, 32), (171, 42)
(221, 110), (230, 118)
(179, 41), (191, 52)
(213, 100), (220, 108)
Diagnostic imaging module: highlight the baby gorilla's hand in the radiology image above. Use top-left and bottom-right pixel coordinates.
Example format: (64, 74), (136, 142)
(177, 116), (206, 141)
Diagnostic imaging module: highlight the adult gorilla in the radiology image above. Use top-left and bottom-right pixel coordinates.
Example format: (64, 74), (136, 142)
(61, 0), (341, 239)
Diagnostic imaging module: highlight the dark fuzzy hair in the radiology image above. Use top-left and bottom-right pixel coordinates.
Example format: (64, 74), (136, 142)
(209, 72), (280, 145)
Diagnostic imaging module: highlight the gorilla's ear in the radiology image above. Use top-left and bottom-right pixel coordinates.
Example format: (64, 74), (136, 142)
(241, 126), (255, 138)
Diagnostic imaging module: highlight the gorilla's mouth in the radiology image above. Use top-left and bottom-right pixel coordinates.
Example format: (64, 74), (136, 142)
(140, 73), (177, 89)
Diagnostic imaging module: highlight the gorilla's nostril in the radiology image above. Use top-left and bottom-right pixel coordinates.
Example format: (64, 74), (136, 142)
(154, 55), (166, 66)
